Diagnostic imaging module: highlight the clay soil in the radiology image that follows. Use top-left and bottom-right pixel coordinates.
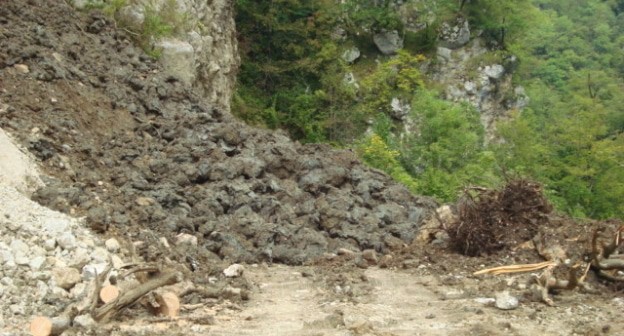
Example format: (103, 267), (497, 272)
(1, 1), (623, 335)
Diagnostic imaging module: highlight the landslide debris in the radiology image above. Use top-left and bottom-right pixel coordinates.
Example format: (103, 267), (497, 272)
(0, 0), (435, 275)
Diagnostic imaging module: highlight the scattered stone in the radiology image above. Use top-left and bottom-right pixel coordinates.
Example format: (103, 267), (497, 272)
(222, 286), (242, 299)
(29, 256), (46, 271)
(56, 232), (76, 250)
(378, 254), (393, 268)
(439, 18), (471, 49)
(43, 239), (56, 251)
(135, 197), (156, 206)
(10, 304), (25, 315)
(373, 30), (403, 55)
(437, 47), (452, 62)
(342, 47), (361, 63)
(90, 247), (109, 263)
(361, 249), (378, 265)
(175, 233), (198, 247)
(442, 289), (465, 300)
(73, 314), (96, 328)
(337, 248), (356, 258)
(111, 254), (124, 269)
(105, 238), (120, 253)
(474, 297), (496, 305)
(390, 97), (411, 121)
(82, 263), (108, 280)
(483, 64), (505, 80)
(52, 267), (81, 290)
(41, 218), (70, 235)
(495, 291), (519, 310)
(154, 38), (196, 86)
(14, 64), (30, 74)
(9, 239), (29, 258)
(223, 264), (245, 278)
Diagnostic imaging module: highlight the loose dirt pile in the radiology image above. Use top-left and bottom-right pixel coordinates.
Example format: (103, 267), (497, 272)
(0, 0), (435, 272)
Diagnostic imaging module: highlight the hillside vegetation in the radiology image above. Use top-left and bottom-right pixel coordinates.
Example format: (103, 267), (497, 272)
(233, 0), (624, 219)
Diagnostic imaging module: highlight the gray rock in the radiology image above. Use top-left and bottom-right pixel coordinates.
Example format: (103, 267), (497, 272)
(464, 81), (477, 95)
(57, 232), (77, 250)
(0, 249), (14, 266)
(474, 297), (495, 305)
(176, 233), (198, 247)
(44, 238), (56, 251)
(105, 238), (120, 253)
(483, 64), (505, 80)
(436, 47), (452, 63)
(373, 30), (404, 55)
(9, 304), (24, 315)
(52, 267), (81, 290)
(82, 263), (109, 280)
(69, 247), (92, 268)
(390, 97), (411, 120)
(342, 47), (361, 63)
(343, 72), (359, 89)
(1, 277), (13, 286)
(90, 247), (109, 263)
(9, 239), (29, 257)
(154, 38), (196, 86)
(29, 256), (46, 271)
(41, 218), (70, 235)
(439, 19), (471, 49)
(495, 291), (519, 310)
(442, 289), (465, 300)
(73, 314), (96, 328)
(223, 264), (245, 278)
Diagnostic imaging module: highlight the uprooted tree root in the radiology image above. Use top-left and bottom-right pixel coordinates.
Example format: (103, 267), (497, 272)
(448, 180), (552, 256)
(590, 225), (624, 282)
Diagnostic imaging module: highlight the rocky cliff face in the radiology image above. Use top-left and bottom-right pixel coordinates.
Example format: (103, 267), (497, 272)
(74, 0), (239, 111)
(399, 5), (528, 140)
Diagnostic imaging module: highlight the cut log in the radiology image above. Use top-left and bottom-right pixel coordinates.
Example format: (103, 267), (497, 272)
(29, 316), (52, 336)
(93, 271), (182, 322)
(100, 285), (120, 303)
(30, 315), (73, 336)
(155, 291), (180, 317)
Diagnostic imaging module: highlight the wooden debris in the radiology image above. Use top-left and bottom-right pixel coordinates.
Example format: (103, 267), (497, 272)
(99, 285), (120, 303)
(30, 316), (52, 336)
(155, 291), (181, 317)
(474, 261), (557, 276)
(94, 271), (182, 322)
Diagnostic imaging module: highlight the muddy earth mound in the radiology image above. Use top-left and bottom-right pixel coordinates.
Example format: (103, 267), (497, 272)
(0, 0), (435, 273)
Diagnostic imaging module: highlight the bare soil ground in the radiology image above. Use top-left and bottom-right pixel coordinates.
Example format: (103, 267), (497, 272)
(1, 1), (623, 335)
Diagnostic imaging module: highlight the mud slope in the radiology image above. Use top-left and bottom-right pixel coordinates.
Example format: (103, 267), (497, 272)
(0, 0), (435, 271)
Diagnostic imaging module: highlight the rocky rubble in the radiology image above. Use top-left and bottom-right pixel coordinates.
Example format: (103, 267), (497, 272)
(0, 182), (125, 334)
(0, 0), (435, 294)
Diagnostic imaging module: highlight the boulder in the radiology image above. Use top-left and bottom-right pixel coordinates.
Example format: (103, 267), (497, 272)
(154, 39), (196, 86)
(342, 47), (361, 63)
(439, 18), (471, 49)
(373, 31), (404, 55)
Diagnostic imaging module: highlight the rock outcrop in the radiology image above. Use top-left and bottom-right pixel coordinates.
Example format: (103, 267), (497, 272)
(74, 0), (239, 111)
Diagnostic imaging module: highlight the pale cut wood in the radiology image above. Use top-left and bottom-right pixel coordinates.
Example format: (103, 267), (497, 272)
(100, 285), (120, 303)
(94, 271), (182, 322)
(155, 291), (180, 317)
(30, 316), (52, 336)
(473, 261), (557, 275)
